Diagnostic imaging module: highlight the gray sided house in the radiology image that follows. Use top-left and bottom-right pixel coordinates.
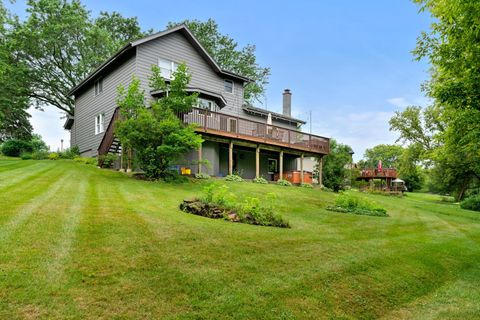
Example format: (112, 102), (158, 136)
(66, 24), (330, 182)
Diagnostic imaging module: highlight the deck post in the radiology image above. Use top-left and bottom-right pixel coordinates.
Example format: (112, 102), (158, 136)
(126, 148), (132, 173)
(300, 153), (304, 184)
(318, 156), (323, 186)
(279, 150), (284, 180)
(255, 145), (260, 178)
(119, 147), (125, 172)
(198, 142), (202, 174)
(228, 141), (233, 175)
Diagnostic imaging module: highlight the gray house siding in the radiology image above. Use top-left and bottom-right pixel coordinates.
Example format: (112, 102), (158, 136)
(73, 53), (136, 157)
(136, 32), (244, 110)
(135, 32), (299, 131)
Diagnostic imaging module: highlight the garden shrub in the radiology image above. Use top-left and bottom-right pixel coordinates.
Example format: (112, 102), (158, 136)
(98, 153), (118, 168)
(277, 179), (292, 187)
(1, 139), (32, 157)
(253, 177), (268, 184)
(195, 172), (210, 179)
(31, 150), (49, 160)
(48, 152), (59, 160)
(20, 152), (32, 160)
(225, 174), (244, 182)
(460, 195), (480, 212)
(327, 193), (388, 217)
(192, 183), (290, 228)
(58, 146), (80, 159)
(300, 183), (313, 188)
(163, 170), (188, 183)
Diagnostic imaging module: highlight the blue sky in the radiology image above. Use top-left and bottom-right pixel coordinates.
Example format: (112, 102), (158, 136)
(8, 0), (432, 161)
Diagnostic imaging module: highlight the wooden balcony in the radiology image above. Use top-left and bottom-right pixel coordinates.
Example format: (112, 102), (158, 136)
(177, 107), (330, 155)
(358, 168), (398, 180)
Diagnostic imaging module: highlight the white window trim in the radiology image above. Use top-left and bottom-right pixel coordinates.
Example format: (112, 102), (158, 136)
(94, 78), (103, 96)
(224, 79), (234, 94)
(95, 113), (105, 135)
(158, 57), (179, 80)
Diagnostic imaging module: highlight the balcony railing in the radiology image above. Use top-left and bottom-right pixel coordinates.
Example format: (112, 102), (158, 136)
(359, 168), (398, 179)
(177, 107), (330, 154)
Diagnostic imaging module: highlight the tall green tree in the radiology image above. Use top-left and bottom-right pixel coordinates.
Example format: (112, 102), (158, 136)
(10, 0), (149, 116)
(361, 144), (404, 169)
(115, 64), (202, 179)
(0, 2), (32, 142)
(389, 0), (480, 199)
(317, 139), (353, 192)
(167, 19), (270, 104)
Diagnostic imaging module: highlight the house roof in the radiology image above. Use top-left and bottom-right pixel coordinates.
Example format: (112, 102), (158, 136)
(242, 105), (306, 125)
(68, 24), (251, 96)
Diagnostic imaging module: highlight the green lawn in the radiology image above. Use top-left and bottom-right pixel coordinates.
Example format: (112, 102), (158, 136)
(1, 160), (480, 319)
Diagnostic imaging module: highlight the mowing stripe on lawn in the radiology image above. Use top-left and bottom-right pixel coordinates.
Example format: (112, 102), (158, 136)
(0, 160), (37, 173)
(0, 162), (57, 192)
(44, 174), (89, 286)
(0, 172), (73, 244)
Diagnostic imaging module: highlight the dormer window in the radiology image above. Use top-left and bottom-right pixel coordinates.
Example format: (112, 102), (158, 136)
(159, 58), (179, 80)
(94, 78), (103, 96)
(224, 79), (234, 93)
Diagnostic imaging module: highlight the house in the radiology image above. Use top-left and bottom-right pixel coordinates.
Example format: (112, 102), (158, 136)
(66, 24), (330, 183)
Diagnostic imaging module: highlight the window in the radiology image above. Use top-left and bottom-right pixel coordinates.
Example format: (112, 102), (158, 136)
(268, 159), (278, 174)
(224, 79), (234, 93)
(95, 113), (105, 135)
(94, 78), (103, 96)
(159, 58), (179, 79)
(197, 98), (219, 112)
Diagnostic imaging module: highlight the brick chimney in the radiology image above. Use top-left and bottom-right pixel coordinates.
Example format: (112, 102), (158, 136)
(282, 89), (291, 117)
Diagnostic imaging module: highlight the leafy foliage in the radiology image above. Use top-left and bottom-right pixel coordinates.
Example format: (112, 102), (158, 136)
(195, 172), (210, 179)
(98, 153), (117, 168)
(460, 195), (480, 212)
(252, 177), (268, 184)
(7, 0), (149, 116)
(225, 174), (244, 182)
(167, 19), (269, 104)
(389, 1), (480, 200)
(318, 139), (353, 192)
(276, 179), (292, 187)
(300, 183), (313, 188)
(327, 193), (388, 217)
(115, 64), (202, 179)
(360, 144), (404, 169)
(0, 139), (33, 157)
(199, 183), (290, 228)
(0, 3), (33, 142)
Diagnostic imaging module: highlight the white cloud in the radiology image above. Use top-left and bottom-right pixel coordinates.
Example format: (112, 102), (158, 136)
(386, 97), (410, 108)
(28, 107), (70, 151)
(311, 110), (400, 162)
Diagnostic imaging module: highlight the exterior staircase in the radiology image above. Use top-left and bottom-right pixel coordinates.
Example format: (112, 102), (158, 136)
(98, 107), (121, 167)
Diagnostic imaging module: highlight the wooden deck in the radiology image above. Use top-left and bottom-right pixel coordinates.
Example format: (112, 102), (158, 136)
(357, 168), (397, 180)
(178, 107), (330, 155)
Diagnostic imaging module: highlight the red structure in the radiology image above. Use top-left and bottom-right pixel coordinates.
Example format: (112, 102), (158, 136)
(357, 168), (398, 191)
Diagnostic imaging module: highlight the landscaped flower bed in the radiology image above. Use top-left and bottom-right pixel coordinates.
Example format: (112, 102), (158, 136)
(179, 183), (290, 228)
(326, 193), (388, 217)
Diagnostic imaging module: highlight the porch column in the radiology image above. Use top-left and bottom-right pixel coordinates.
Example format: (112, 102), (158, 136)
(198, 142), (202, 174)
(255, 145), (260, 178)
(126, 148), (132, 173)
(279, 150), (284, 180)
(228, 141), (233, 175)
(300, 153), (304, 183)
(318, 156), (323, 186)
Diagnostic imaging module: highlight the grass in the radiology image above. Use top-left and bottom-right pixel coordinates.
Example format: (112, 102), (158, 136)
(1, 160), (480, 319)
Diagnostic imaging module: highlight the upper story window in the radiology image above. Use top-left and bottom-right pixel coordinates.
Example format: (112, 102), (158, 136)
(95, 113), (105, 135)
(159, 58), (179, 80)
(224, 79), (234, 93)
(94, 78), (103, 96)
(197, 98), (219, 112)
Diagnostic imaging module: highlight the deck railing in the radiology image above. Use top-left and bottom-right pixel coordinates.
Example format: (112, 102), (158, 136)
(98, 107), (120, 159)
(177, 107), (330, 154)
(359, 168), (397, 179)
